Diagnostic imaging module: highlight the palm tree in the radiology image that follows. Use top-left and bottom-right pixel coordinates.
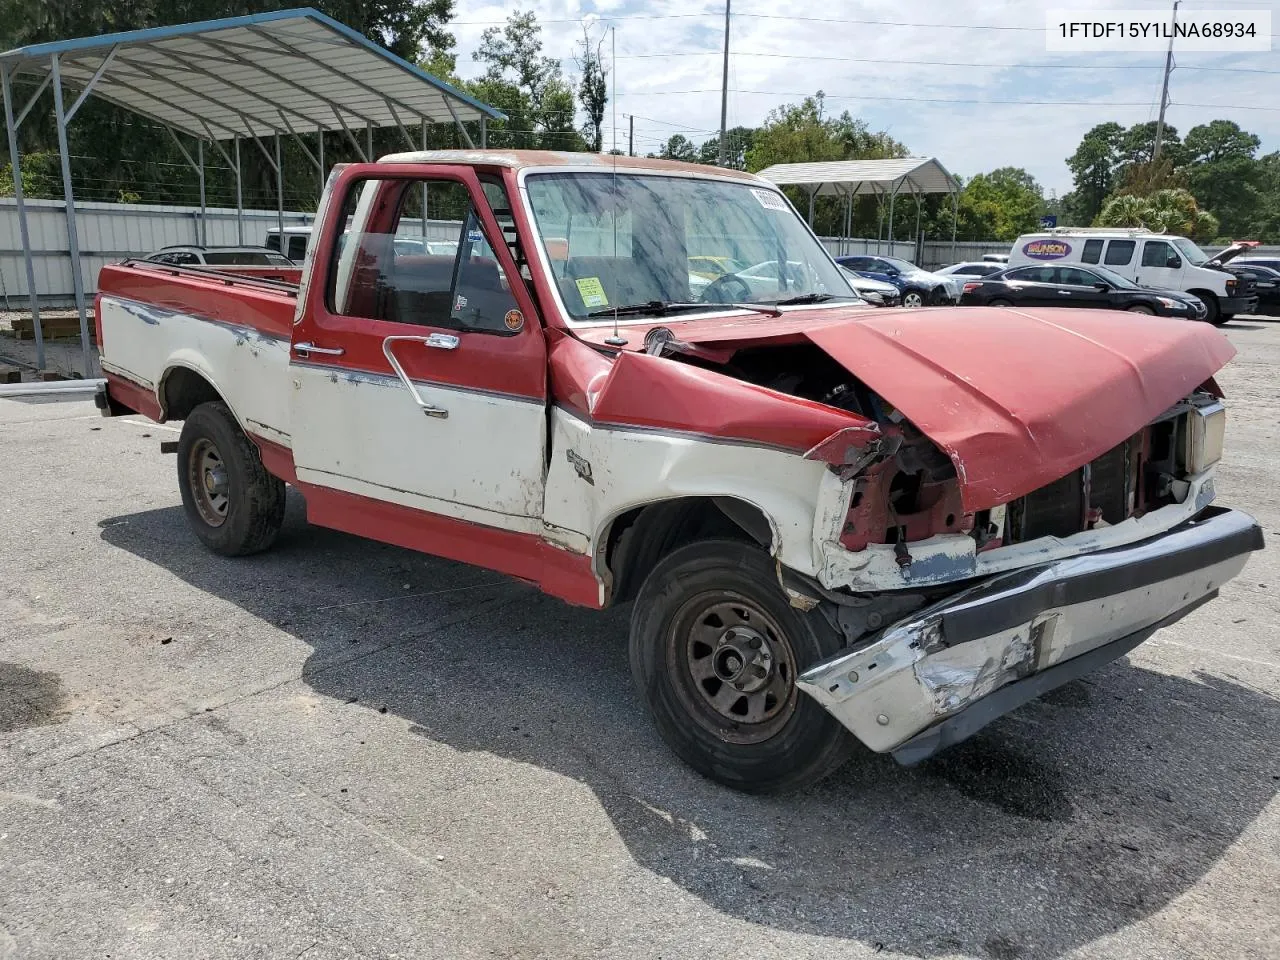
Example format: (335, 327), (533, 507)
(1096, 193), (1149, 228)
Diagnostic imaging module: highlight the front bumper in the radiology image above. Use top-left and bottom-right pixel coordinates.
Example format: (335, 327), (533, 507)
(1221, 295), (1259, 316)
(797, 507), (1263, 761)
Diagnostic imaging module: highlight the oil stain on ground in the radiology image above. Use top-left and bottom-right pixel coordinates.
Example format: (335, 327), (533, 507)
(919, 735), (1073, 822)
(0, 662), (68, 733)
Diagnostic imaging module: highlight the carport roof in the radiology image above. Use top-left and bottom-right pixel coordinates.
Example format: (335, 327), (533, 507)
(0, 7), (504, 142)
(755, 157), (958, 197)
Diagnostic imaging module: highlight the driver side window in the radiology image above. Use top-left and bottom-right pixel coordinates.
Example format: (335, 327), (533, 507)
(327, 177), (521, 335)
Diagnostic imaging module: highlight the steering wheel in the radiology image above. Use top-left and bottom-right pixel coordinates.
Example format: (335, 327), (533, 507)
(700, 273), (753, 304)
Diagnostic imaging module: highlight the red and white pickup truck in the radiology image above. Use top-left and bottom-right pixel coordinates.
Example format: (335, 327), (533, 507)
(94, 151), (1263, 792)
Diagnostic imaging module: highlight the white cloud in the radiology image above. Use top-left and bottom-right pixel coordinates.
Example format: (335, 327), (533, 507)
(446, 0), (1280, 194)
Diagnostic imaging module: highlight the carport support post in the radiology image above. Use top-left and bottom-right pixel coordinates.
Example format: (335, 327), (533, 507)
(480, 117), (487, 148)
(421, 119), (428, 238)
(274, 133), (283, 243)
(366, 121), (373, 161)
(197, 139), (206, 246)
(2, 64), (45, 370)
(806, 185), (816, 227)
(234, 136), (243, 246)
(887, 183), (897, 243)
(49, 54), (92, 375)
(317, 128), (324, 202)
(950, 189), (959, 261)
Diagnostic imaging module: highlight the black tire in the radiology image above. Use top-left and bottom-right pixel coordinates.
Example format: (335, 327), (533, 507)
(630, 539), (855, 793)
(177, 401), (286, 556)
(1217, 314), (1234, 326)
(901, 288), (926, 309)
(1193, 292), (1221, 325)
(1126, 304), (1155, 315)
(987, 298), (1014, 308)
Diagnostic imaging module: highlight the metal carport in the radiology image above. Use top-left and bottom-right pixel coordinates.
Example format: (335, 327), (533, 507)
(0, 7), (504, 373)
(755, 157), (960, 258)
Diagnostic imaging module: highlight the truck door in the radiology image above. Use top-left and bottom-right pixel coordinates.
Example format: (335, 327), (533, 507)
(288, 164), (548, 537)
(1137, 238), (1184, 290)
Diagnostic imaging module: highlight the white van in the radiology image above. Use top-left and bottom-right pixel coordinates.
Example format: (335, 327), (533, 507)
(1007, 228), (1259, 324)
(264, 226), (313, 263)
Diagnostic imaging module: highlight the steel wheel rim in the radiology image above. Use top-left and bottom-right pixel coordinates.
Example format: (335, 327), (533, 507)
(666, 591), (799, 744)
(188, 438), (229, 528)
(903, 292), (923, 308)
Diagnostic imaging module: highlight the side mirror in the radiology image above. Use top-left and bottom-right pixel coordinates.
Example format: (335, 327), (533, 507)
(1167, 254), (1182, 269)
(1094, 282), (1110, 292)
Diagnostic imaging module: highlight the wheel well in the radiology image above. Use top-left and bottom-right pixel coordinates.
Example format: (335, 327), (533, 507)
(603, 496), (774, 605)
(1187, 289), (1219, 304)
(162, 367), (223, 421)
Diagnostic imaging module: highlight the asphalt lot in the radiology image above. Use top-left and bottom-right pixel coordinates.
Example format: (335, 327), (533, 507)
(2, 318), (1279, 960)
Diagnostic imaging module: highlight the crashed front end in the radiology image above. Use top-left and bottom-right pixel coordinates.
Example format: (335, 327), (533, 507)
(793, 390), (1262, 763)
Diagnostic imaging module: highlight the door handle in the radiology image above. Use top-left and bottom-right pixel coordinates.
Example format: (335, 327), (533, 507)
(382, 335), (455, 418)
(294, 341), (345, 356)
(1057, 291), (1071, 295)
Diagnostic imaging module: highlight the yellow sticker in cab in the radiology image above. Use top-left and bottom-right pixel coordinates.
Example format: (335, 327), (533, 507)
(575, 277), (609, 309)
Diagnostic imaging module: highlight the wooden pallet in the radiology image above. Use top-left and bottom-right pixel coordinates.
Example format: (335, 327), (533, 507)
(7, 318), (97, 343)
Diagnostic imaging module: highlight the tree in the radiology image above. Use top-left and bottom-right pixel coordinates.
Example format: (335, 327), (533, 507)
(574, 23), (608, 153)
(1096, 188), (1218, 238)
(659, 135), (697, 162)
(1117, 120), (1181, 169)
(470, 10), (584, 151)
(955, 167), (1046, 241)
(1182, 120), (1262, 238)
(1064, 122), (1124, 225)
(696, 127), (756, 169)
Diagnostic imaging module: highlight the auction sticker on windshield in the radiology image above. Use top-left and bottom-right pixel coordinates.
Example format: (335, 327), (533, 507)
(576, 277), (609, 308)
(751, 189), (790, 212)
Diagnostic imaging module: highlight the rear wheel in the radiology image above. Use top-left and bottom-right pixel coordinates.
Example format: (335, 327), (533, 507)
(902, 288), (926, 309)
(630, 540), (854, 793)
(177, 401), (286, 556)
(987, 298), (1013, 308)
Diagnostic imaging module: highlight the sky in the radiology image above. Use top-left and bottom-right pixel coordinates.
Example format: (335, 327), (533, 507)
(445, 0), (1280, 197)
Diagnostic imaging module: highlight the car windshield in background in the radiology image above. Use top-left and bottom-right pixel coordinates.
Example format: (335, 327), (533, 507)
(203, 251), (292, 266)
(525, 172), (856, 321)
(1172, 237), (1210, 266)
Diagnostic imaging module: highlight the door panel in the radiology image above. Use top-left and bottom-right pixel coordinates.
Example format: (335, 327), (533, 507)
(1137, 239), (1184, 290)
(289, 165), (548, 533)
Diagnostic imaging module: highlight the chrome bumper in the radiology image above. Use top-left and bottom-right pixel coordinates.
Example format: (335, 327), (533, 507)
(797, 507), (1263, 762)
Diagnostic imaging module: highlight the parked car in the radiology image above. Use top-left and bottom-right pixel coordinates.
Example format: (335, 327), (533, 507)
(1007, 229), (1258, 325)
(834, 255), (960, 307)
(960, 263), (1207, 319)
(1227, 263), (1280, 315)
(1234, 256), (1280, 274)
(143, 245), (300, 282)
(94, 151), (1261, 793)
(839, 266), (900, 306)
(935, 261), (1005, 281)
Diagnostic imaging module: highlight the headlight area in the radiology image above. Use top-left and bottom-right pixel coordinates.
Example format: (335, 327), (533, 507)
(1156, 297), (1186, 310)
(1185, 398), (1226, 474)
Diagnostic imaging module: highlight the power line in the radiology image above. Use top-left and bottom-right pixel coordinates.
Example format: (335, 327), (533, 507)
(618, 88), (1280, 111)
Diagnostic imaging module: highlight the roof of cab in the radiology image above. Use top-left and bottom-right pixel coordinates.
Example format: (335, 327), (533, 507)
(376, 149), (762, 182)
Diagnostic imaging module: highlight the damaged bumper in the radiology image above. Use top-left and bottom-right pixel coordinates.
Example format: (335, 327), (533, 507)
(797, 506), (1263, 763)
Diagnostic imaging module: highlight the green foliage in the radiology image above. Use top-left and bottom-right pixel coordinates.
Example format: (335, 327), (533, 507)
(1063, 122), (1124, 225)
(955, 167), (1046, 241)
(468, 10), (584, 151)
(1096, 188), (1218, 239)
(574, 24), (608, 153)
(658, 135), (697, 162)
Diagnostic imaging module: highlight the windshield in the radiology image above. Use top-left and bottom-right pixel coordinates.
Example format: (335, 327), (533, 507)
(524, 172), (856, 321)
(1171, 237), (1209, 266)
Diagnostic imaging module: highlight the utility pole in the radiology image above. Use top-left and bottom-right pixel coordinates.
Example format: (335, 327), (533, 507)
(610, 26), (617, 155)
(718, 0), (730, 166)
(1153, 0), (1179, 162)
(628, 114), (634, 157)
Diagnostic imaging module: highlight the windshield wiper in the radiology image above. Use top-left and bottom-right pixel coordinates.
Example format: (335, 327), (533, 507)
(586, 300), (781, 319)
(770, 292), (856, 306)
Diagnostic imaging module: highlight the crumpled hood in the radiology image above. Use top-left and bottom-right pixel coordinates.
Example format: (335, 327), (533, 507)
(804, 307), (1236, 510)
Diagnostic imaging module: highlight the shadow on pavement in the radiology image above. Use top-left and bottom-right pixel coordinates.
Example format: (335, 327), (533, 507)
(100, 500), (1280, 959)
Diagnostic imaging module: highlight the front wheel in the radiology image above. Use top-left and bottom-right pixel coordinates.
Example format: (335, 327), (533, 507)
(630, 540), (854, 793)
(901, 288), (926, 309)
(1127, 304), (1155, 315)
(177, 401), (286, 556)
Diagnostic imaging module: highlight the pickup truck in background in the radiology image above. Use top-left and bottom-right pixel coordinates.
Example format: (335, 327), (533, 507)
(94, 151), (1263, 793)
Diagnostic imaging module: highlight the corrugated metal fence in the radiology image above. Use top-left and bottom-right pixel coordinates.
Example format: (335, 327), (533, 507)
(4, 197), (1279, 307)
